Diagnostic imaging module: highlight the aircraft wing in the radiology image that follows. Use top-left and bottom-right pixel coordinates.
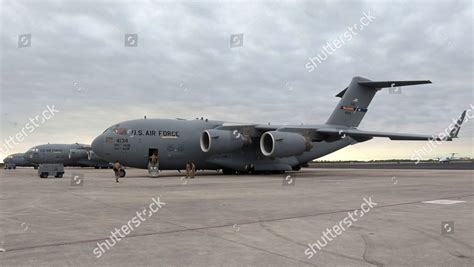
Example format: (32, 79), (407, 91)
(315, 128), (444, 141)
(295, 110), (466, 142)
(318, 110), (466, 141)
(217, 124), (445, 141)
(215, 124), (280, 137)
(213, 110), (466, 141)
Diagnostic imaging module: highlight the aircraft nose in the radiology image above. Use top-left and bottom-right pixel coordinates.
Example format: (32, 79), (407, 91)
(91, 135), (104, 156)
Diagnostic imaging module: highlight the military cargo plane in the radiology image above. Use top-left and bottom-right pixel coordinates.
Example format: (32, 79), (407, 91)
(3, 153), (35, 169)
(24, 143), (111, 168)
(91, 77), (466, 176)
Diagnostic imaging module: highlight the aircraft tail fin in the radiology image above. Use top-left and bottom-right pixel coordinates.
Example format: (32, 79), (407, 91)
(325, 76), (432, 127)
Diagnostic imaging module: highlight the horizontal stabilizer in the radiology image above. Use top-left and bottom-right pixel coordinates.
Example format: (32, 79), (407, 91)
(335, 87), (348, 98)
(358, 80), (431, 88)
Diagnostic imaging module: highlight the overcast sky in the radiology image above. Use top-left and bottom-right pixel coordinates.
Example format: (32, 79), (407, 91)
(1, 0), (472, 161)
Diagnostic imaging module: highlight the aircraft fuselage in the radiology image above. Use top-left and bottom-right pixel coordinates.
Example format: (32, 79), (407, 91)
(92, 118), (354, 171)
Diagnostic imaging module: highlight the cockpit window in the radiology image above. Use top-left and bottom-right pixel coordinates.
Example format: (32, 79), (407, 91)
(102, 128), (113, 135)
(102, 127), (128, 135)
(113, 127), (128, 135)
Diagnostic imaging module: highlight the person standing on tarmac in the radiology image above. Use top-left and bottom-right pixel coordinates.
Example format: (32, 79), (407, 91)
(185, 162), (191, 179)
(185, 162), (196, 179)
(113, 161), (121, 182)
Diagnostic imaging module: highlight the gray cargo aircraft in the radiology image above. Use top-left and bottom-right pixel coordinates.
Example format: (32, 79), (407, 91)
(24, 143), (111, 168)
(91, 77), (466, 176)
(3, 153), (35, 169)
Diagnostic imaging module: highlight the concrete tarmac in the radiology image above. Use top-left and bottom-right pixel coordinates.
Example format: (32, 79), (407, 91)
(0, 168), (473, 266)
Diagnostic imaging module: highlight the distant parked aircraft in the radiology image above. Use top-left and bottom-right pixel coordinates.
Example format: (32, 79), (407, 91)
(438, 153), (459, 163)
(3, 153), (35, 169)
(24, 143), (111, 168)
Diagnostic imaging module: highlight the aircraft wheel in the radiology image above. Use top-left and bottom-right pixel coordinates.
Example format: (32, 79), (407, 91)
(55, 173), (63, 178)
(119, 169), (126, 177)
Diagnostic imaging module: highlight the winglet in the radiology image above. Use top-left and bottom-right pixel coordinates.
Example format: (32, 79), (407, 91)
(448, 110), (467, 139)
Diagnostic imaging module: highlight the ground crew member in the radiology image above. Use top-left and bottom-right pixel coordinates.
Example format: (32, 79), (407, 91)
(113, 161), (121, 182)
(149, 152), (158, 167)
(185, 162), (191, 179)
(190, 162), (196, 178)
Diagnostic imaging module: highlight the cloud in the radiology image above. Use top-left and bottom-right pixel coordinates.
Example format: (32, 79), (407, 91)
(1, 0), (472, 160)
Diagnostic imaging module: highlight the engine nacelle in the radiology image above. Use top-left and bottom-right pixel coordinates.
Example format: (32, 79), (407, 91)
(200, 129), (250, 154)
(69, 149), (88, 160)
(88, 151), (100, 161)
(260, 131), (309, 157)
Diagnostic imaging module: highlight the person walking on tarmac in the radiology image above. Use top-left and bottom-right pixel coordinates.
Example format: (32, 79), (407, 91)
(113, 161), (121, 182)
(191, 162), (196, 178)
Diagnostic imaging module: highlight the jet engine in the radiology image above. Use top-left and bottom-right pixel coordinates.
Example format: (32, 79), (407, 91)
(260, 131), (310, 157)
(200, 129), (251, 154)
(69, 149), (88, 160)
(88, 151), (100, 161)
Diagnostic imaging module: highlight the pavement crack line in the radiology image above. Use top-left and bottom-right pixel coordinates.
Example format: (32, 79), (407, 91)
(361, 233), (384, 267)
(136, 219), (318, 266)
(258, 221), (368, 264)
(193, 226), (319, 267)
